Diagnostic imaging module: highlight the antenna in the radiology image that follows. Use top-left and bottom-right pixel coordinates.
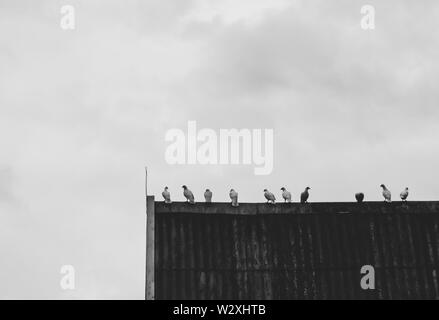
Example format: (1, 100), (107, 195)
(145, 166), (148, 198)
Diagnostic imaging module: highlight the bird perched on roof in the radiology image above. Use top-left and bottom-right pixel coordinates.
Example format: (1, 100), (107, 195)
(300, 187), (311, 203)
(355, 192), (364, 203)
(280, 187), (292, 203)
(264, 189), (276, 204)
(204, 189), (212, 203)
(400, 187), (409, 202)
(162, 186), (171, 204)
(229, 189), (239, 207)
(380, 184), (391, 202)
(182, 185), (195, 204)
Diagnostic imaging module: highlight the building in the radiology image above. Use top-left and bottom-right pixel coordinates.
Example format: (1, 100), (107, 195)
(146, 197), (439, 300)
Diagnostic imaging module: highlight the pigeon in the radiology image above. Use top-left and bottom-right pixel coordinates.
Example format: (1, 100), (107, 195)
(380, 184), (391, 202)
(355, 192), (364, 203)
(280, 187), (292, 203)
(162, 186), (171, 204)
(182, 185), (195, 204)
(229, 189), (239, 207)
(204, 189), (213, 203)
(264, 189), (276, 204)
(300, 187), (311, 203)
(400, 187), (409, 202)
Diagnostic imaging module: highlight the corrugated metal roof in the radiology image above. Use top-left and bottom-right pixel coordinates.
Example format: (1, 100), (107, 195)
(149, 201), (439, 299)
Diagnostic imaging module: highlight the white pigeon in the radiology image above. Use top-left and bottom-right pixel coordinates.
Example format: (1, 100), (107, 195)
(204, 189), (213, 203)
(182, 185), (195, 204)
(162, 186), (171, 204)
(280, 187), (292, 203)
(380, 184), (392, 202)
(264, 189), (276, 204)
(229, 189), (239, 207)
(400, 187), (409, 202)
(300, 187), (311, 203)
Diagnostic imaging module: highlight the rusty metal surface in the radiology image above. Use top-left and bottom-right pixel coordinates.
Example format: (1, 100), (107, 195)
(152, 201), (439, 299)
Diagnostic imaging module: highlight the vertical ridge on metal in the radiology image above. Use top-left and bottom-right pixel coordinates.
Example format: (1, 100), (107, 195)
(146, 195), (155, 300)
(145, 166), (155, 300)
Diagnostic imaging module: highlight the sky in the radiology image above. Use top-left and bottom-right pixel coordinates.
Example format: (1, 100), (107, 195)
(1, 0), (439, 299)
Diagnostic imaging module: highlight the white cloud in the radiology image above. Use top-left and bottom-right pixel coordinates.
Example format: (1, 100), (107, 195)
(182, 0), (293, 25)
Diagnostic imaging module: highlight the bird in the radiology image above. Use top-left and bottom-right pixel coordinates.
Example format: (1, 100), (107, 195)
(300, 187), (311, 203)
(229, 189), (239, 207)
(182, 185), (195, 204)
(264, 189), (276, 204)
(204, 189), (212, 203)
(355, 192), (364, 203)
(380, 184), (391, 202)
(400, 187), (409, 202)
(280, 187), (292, 203)
(162, 186), (171, 204)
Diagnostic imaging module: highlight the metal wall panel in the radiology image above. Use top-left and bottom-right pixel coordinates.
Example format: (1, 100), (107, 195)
(151, 201), (439, 299)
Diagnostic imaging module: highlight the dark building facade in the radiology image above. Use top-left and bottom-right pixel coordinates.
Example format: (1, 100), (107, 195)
(146, 198), (439, 300)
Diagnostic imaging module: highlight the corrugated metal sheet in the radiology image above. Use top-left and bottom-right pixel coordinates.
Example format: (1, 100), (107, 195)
(151, 201), (439, 300)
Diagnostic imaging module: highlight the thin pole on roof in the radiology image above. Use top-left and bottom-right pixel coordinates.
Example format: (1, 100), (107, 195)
(145, 166), (149, 299)
(144, 166), (147, 199)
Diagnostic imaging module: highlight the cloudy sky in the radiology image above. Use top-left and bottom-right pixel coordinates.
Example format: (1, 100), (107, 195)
(1, 0), (438, 299)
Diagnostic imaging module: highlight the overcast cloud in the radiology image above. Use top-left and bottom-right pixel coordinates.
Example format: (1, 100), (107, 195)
(1, 0), (438, 299)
